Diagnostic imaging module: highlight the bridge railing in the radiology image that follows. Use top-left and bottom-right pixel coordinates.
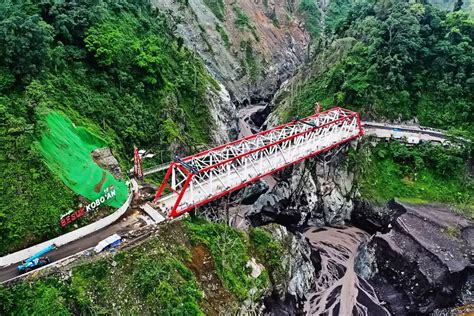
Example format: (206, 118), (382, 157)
(154, 107), (363, 218)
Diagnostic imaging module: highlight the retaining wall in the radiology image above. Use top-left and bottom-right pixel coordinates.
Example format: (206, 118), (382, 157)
(0, 194), (132, 267)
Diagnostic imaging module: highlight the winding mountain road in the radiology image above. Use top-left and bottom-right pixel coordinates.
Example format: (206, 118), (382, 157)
(0, 216), (141, 284)
(0, 118), (459, 284)
(363, 121), (453, 144)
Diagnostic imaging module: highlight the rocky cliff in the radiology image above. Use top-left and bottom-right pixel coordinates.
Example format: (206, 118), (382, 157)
(148, 2), (473, 314)
(150, 0), (310, 142)
(356, 203), (474, 315)
(246, 144), (356, 230)
(152, 0), (308, 104)
(244, 144), (473, 314)
(262, 224), (317, 315)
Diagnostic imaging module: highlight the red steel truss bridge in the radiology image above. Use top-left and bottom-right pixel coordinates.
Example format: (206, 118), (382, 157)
(152, 107), (363, 218)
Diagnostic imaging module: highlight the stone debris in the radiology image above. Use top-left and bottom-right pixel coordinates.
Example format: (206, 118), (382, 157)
(91, 147), (122, 179)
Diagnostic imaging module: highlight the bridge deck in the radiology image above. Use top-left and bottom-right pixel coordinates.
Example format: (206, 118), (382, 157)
(154, 107), (362, 218)
(156, 132), (348, 211)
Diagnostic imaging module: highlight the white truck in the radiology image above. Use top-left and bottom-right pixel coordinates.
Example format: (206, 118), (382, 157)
(94, 234), (121, 253)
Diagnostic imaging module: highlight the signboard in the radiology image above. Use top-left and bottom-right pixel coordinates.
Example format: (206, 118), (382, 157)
(133, 146), (144, 179)
(60, 185), (116, 227)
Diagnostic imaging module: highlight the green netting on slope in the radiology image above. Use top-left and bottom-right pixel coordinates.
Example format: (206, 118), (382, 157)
(38, 112), (128, 208)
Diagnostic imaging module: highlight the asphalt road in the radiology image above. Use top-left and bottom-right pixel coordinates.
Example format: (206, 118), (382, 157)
(362, 122), (450, 143)
(0, 120), (454, 284)
(0, 216), (140, 284)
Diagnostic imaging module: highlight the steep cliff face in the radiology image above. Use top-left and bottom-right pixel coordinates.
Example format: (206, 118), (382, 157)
(205, 83), (239, 143)
(356, 203), (474, 315)
(151, 2), (474, 314)
(261, 224), (317, 315)
(151, 0), (309, 105)
(264, 37), (356, 126)
(245, 143), (473, 314)
(247, 145), (356, 230)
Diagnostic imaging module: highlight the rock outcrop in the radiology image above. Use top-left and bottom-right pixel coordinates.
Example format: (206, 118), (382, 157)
(262, 224), (318, 315)
(352, 199), (407, 234)
(246, 145), (357, 229)
(149, 0), (311, 143)
(245, 145), (474, 314)
(205, 84), (239, 143)
(151, 0), (308, 104)
(357, 203), (474, 315)
(91, 148), (122, 179)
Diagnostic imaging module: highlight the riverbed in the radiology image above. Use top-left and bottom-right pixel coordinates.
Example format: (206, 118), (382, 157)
(236, 102), (389, 315)
(304, 226), (390, 315)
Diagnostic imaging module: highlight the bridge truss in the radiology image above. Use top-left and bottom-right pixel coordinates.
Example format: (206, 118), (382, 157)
(153, 107), (363, 218)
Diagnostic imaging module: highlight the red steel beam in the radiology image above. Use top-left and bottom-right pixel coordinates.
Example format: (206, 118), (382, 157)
(198, 112), (357, 173)
(154, 162), (175, 201)
(154, 108), (362, 217)
(171, 129), (362, 218)
(169, 174), (194, 218)
(182, 107), (352, 163)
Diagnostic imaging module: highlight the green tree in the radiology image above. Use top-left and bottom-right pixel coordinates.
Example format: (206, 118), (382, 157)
(0, 1), (54, 84)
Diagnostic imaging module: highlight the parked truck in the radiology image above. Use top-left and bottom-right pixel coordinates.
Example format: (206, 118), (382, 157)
(17, 243), (58, 273)
(94, 234), (121, 253)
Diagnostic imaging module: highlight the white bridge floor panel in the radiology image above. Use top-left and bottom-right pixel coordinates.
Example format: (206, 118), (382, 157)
(156, 128), (358, 215)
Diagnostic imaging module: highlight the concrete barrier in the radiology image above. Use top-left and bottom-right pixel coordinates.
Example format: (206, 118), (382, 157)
(0, 194), (132, 267)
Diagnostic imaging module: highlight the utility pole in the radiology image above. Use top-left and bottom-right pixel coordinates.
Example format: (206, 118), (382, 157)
(133, 146), (144, 180)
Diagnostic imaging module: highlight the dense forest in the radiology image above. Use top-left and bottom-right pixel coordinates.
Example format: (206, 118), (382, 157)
(288, 0), (473, 138)
(0, 0), (215, 255)
(0, 0), (471, 256)
(281, 0), (473, 212)
(0, 0), (472, 314)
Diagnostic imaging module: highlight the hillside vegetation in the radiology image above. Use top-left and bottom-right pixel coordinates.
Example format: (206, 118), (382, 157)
(0, 220), (285, 315)
(289, 0), (473, 138)
(0, 0), (214, 255)
(348, 141), (473, 216)
(290, 0), (473, 210)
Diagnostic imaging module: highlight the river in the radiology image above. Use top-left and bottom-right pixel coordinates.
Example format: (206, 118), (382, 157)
(304, 226), (390, 315)
(237, 103), (389, 315)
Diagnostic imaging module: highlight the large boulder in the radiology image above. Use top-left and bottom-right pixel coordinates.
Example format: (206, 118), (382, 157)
(358, 203), (474, 315)
(238, 180), (269, 205)
(91, 148), (122, 179)
(246, 181), (308, 229)
(351, 199), (407, 234)
(246, 147), (358, 229)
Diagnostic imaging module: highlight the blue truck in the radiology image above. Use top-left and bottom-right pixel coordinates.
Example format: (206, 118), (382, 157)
(17, 243), (58, 273)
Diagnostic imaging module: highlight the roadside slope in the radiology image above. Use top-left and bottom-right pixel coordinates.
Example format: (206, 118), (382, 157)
(0, 0), (217, 255)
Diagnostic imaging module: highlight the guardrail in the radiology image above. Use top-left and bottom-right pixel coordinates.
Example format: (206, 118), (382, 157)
(362, 122), (447, 138)
(143, 162), (170, 176)
(0, 194), (132, 267)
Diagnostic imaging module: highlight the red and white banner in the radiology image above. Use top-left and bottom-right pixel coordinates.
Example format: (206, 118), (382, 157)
(134, 146), (144, 179)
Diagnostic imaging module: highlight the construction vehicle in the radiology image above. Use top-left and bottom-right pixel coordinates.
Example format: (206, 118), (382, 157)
(17, 243), (58, 273)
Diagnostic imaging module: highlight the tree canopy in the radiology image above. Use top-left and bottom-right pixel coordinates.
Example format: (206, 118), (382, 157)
(289, 0), (473, 138)
(0, 0), (214, 255)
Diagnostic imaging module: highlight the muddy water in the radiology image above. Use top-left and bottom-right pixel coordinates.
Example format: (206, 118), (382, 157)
(237, 105), (266, 138)
(304, 226), (390, 315)
(238, 105), (388, 314)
